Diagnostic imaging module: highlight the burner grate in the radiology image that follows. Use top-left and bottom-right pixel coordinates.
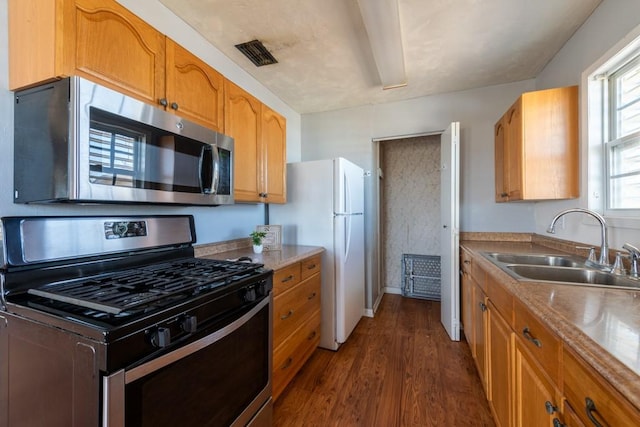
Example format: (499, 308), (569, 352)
(27, 258), (263, 315)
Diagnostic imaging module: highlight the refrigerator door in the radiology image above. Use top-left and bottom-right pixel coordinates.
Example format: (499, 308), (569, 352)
(333, 158), (365, 344)
(334, 211), (365, 343)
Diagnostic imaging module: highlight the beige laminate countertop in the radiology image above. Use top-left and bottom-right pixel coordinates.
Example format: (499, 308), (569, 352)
(198, 244), (324, 271)
(462, 239), (640, 409)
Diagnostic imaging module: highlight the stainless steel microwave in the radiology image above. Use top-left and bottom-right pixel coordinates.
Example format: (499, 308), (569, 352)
(13, 77), (234, 206)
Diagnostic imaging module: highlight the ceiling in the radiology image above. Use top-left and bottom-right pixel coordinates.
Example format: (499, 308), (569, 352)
(158, 0), (601, 114)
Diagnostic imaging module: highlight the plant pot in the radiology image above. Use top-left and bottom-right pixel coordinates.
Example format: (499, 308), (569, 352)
(253, 244), (263, 254)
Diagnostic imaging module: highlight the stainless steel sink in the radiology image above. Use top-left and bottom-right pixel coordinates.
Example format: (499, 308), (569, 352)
(506, 265), (640, 289)
(484, 252), (585, 268)
(481, 251), (640, 290)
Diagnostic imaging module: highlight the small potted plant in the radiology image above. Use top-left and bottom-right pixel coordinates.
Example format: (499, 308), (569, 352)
(250, 230), (267, 254)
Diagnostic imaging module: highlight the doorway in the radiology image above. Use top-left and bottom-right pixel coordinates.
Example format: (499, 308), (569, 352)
(378, 134), (442, 295)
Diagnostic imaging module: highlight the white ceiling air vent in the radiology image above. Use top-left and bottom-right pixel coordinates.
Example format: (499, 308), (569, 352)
(235, 40), (278, 67)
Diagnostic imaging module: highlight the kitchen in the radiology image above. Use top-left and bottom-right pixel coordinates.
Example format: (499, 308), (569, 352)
(2, 0), (640, 426)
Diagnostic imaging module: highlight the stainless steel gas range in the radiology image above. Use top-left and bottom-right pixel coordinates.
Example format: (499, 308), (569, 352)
(0, 215), (273, 427)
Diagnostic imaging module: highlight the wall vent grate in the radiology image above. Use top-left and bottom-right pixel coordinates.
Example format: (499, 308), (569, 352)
(235, 40), (278, 67)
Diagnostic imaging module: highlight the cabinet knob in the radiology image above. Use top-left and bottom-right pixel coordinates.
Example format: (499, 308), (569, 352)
(500, 192), (508, 198)
(159, 98), (168, 107)
(552, 419), (566, 427)
(170, 102), (179, 110)
(479, 302), (487, 312)
(545, 401), (558, 414)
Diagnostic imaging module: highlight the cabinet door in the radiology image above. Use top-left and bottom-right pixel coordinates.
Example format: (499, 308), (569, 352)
(73, 0), (166, 104)
(504, 102), (523, 201)
(474, 285), (488, 393)
(487, 300), (512, 427)
(225, 80), (262, 202)
(514, 337), (560, 427)
(461, 264), (474, 352)
(261, 106), (287, 204)
(494, 117), (507, 201)
(165, 39), (224, 131)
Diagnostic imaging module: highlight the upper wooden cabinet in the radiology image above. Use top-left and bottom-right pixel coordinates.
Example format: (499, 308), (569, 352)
(225, 80), (287, 204)
(9, 0), (224, 132)
(494, 86), (579, 202)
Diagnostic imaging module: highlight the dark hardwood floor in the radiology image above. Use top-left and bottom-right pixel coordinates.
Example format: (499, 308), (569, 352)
(273, 294), (495, 427)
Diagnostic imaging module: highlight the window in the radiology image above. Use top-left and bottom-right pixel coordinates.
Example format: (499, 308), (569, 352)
(586, 26), (640, 222)
(607, 56), (640, 210)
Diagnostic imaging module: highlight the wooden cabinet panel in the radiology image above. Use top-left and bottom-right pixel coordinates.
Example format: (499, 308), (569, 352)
(272, 310), (320, 400)
(225, 80), (287, 203)
(165, 39), (224, 131)
(494, 86), (578, 202)
(514, 336), (560, 427)
(73, 0), (166, 103)
(513, 299), (561, 385)
(563, 347), (640, 427)
(273, 262), (302, 296)
(474, 285), (488, 393)
(272, 254), (322, 400)
(273, 274), (320, 345)
(261, 106), (287, 204)
(487, 300), (512, 427)
(301, 254), (322, 280)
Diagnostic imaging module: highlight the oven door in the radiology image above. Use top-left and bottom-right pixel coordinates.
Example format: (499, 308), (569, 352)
(103, 295), (272, 427)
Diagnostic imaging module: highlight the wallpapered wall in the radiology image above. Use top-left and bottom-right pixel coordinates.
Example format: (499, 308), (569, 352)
(381, 135), (441, 291)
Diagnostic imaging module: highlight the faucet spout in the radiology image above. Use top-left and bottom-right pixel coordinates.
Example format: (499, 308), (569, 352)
(546, 208), (609, 267)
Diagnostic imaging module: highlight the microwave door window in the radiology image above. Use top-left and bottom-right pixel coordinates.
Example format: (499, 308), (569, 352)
(89, 120), (142, 188)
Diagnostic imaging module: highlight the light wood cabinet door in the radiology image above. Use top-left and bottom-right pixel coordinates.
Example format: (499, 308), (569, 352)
(514, 337), (561, 427)
(563, 347), (640, 427)
(474, 285), (488, 393)
(165, 38), (224, 132)
(9, 0), (166, 104)
(225, 80), (287, 203)
(225, 80), (262, 202)
(494, 86), (578, 202)
(261, 106), (287, 204)
(487, 300), (512, 427)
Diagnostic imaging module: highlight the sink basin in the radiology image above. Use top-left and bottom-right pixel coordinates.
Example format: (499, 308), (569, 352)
(483, 252), (585, 268)
(506, 265), (640, 290)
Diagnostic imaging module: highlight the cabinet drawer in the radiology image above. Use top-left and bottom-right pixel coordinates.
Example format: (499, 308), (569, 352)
(273, 310), (321, 399)
(301, 254), (321, 280)
(485, 278), (513, 324)
(563, 347), (640, 427)
(273, 274), (321, 346)
(273, 263), (302, 296)
(513, 299), (560, 385)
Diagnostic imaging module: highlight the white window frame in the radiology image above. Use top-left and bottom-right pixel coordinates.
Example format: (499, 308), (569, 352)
(585, 23), (640, 229)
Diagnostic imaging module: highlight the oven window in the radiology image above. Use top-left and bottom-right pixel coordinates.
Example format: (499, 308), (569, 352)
(124, 303), (269, 427)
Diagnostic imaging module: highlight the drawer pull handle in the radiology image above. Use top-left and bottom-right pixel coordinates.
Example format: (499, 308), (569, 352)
(479, 302), (487, 312)
(522, 327), (542, 348)
(280, 309), (294, 320)
(545, 401), (558, 414)
(585, 397), (604, 427)
(281, 275), (295, 283)
(307, 330), (317, 340)
(463, 260), (471, 265)
(281, 357), (293, 370)
(552, 418), (565, 427)
(308, 292), (317, 300)
(307, 264), (317, 269)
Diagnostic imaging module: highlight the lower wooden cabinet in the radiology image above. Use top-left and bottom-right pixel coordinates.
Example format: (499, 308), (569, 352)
(460, 245), (640, 427)
(563, 347), (640, 427)
(487, 300), (512, 427)
(272, 254), (322, 400)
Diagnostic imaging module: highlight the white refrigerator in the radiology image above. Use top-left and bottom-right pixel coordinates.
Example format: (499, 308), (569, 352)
(270, 157), (365, 350)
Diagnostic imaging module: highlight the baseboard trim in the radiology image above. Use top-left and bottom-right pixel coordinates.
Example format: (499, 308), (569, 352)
(384, 287), (403, 295)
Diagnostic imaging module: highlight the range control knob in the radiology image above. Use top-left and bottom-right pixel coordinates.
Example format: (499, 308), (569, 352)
(243, 286), (257, 302)
(180, 315), (198, 333)
(150, 327), (171, 348)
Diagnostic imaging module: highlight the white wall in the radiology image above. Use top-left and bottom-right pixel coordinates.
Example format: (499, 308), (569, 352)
(533, 0), (640, 253)
(0, 0), (302, 244)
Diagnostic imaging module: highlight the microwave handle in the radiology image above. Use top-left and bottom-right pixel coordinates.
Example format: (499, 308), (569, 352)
(199, 144), (219, 194)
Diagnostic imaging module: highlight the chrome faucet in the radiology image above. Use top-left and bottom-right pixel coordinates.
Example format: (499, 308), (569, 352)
(623, 243), (640, 278)
(546, 208), (609, 267)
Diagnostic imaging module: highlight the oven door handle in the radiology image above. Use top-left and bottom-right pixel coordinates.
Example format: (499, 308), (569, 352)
(102, 296), (270, 427)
